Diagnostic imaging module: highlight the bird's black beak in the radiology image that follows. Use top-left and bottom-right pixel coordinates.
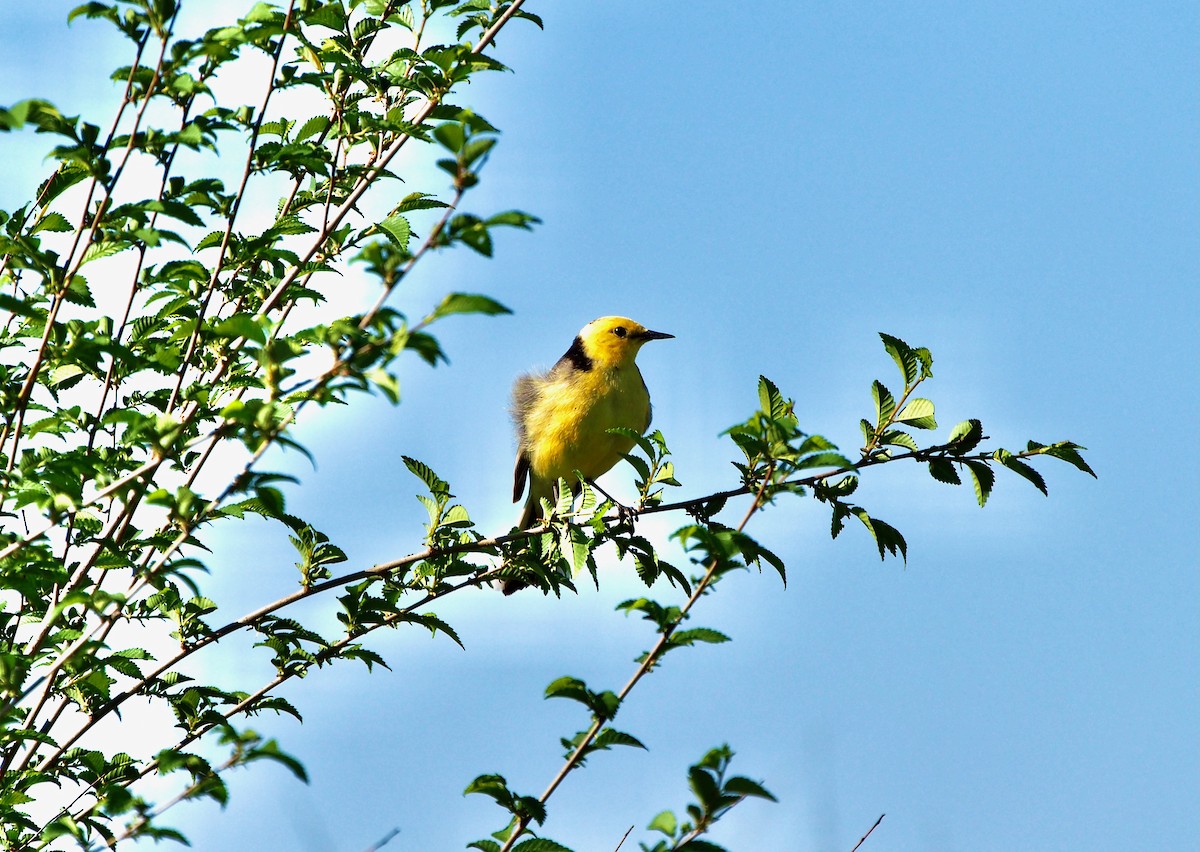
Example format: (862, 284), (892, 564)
(636, 329), (674, 341)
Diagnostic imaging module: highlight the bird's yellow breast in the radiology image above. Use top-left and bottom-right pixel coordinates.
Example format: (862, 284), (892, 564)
(524, 363), (650, 483)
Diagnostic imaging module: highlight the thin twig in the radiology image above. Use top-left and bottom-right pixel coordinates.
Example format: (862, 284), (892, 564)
(849, 813), (885, 852)
(363, 827), (401, 851)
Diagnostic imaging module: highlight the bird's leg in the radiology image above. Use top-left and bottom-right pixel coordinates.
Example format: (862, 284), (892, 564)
(587, 479), (639, 527)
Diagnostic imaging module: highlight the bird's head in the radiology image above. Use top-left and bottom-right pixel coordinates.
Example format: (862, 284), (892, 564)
(577, 316), (673, 368)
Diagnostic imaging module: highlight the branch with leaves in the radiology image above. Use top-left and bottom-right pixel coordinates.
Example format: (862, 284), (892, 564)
(0, 0), (543, 847)
(0, 3), (1094, 851)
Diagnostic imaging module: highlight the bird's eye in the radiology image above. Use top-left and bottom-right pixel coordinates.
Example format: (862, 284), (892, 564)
(612, 326), (627, 338)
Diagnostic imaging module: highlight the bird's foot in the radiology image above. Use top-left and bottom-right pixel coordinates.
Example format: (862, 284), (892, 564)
(615, 501), (640, 527)
(586, 479), (640, 528)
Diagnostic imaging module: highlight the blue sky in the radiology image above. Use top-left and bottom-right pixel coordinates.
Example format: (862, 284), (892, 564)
(2, 2), (1198, 850)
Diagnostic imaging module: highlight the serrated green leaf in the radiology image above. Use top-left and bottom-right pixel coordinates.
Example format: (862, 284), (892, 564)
(402, 456), (449, 498)
(895, 397), (936, 429)
(295, 114), (329, 141)
(378, 214), (410, 249)
(80, 239), (130, 266)
(395, 192), (449, 213)
(880, 332), (918, 386)
(878, 430), (919, 451)
(64, 275), (95, 306)
(852, 507), (906, 560)
(32, 211), (72, 234)
(965, 459), (995, 507)
(592, 727), (647, 750)
(757, 375), (787, 420)
(872, 381), (895, 428)
(562, 524), (591, 575)
(428, 292), (511, 321)
(996, 452), (1048, 495)
(928, 458), (961, 485)
(1028, 441), (1097, 478)
(948, 419), (984, 455)
(270, 214), (316, 236)
(512, 839), (573, 852)
(672, 627), (731, 646)
(723, 775), (778, 801)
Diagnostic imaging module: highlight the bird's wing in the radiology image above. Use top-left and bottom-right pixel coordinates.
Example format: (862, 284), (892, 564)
(511, 372), (541, 503)
(640, 368), (653, 430)
(513, 451), (530, 503)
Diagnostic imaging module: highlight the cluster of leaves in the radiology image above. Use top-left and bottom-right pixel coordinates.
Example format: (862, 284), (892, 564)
(0, 0), (541, 846)
(640, 745), (777, 852)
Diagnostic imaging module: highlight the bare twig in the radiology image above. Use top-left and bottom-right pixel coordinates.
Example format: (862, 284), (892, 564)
(363, 827), (401, 851)
(850, 813), (885, 852)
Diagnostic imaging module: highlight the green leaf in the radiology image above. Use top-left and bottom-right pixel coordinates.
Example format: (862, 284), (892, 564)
(876, 430), (918, 452)
(757, 375), (788, 420)
(895, 397), (936, 429)
(243, 739), (308, 782)
(0, 291), (40, 318)
(676, 840), (729, 852)
(647, 810), (678, 836)
(672, 627), (731, 646)
(294, 114), (329, 141)
(852, 508), (907, 561)
(871, 381), (895, 428)
(395, 192), (450, 213)
(544, 676), (619, 718)
(880, 332), (919, 386)
(484, 210), (539, 229)
(402, 456), (450, 499)
(723, 776), (778, 801)
(464, 773), (511, 800)
(36, 162), (88, 206)
(512, 839), (574, 852)
(269, 214), (316, 236)
(378, 214), (411, 250)
(433, 121), (466, 152)
(947, 419), (984, 455)
(928, 458), (961, 485)
(995, 451), (1048, 495)
(689, 766), (722, 809)
(32, 211), (72, 234)
(428, 292), (511, 321)
(562, 524), (592, 576)
(50, 364), (85, 387)
(965, 459), (995, 507)
(64, 275), (95, 307)
(591, 727), (647, 751)
(1027, 440), (1097, 478)
(195, 230), (225, 251)
(213, 313), (266, 343)
(80, 239), (130, 266)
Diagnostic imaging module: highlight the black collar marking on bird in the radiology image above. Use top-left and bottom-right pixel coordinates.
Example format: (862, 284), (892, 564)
(560, 336), (593, 371)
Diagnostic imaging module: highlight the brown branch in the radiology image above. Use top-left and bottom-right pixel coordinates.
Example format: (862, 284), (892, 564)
(850, 813), (885, 852)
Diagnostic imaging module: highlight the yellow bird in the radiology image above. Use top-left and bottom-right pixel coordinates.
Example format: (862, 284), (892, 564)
(510, 314), (673, 549)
